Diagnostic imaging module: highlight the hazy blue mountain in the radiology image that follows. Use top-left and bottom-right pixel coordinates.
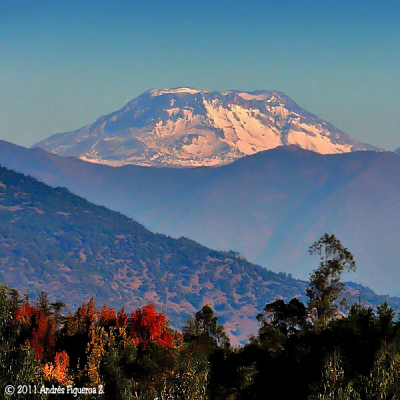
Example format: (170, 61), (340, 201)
(1, 141), (399, 295)
(32, 88), (378, 167)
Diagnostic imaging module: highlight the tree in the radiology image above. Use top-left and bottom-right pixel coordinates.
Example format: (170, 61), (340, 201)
(360, 346), (400, 399)
(183, 305), (230, 349)
(376, 301), (395, 341)
(257, 298), (308, 337)
(0, 286), (47, 399)
(310, 351), (360, 400)
(164, 341), (209, 400)
(128, 304), (174, 349)
(307, 233), (356, 328)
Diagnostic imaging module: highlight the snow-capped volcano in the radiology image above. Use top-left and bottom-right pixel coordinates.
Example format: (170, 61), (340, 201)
(33, 88), (378, 167)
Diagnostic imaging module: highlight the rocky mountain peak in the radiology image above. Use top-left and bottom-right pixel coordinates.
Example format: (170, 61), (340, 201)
(32, 88), (378, 167)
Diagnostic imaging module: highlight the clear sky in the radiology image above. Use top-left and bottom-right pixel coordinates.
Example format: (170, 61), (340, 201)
(1, 0), (399, 150)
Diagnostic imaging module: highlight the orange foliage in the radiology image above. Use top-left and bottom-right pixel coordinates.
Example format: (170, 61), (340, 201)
(43, 351), (72, 385)
(72, 298), (98, 333)
(14, 304), (36, 325)
(99, 305), (117, 328)
(87, 298), (96, 321)
(128, 304), (174, 349)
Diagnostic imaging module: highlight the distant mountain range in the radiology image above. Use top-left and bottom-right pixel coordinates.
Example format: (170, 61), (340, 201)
(1, 163), (399, 345)
(32, 88), (378, 167)
(1, 141), (400, 295)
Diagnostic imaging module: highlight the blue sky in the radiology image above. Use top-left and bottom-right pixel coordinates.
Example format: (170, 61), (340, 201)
(1, 0), (399, 149)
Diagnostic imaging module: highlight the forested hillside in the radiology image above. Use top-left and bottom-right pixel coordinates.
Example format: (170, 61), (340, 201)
(0, 164), (307, 344)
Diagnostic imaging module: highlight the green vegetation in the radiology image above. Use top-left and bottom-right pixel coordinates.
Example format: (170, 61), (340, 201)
(307, 233), (356, 328)
(1, 234), (400, 399)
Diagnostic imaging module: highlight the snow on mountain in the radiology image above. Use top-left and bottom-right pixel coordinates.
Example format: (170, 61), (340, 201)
(395, 147), (400, 155)
(32, 88), (378, 167)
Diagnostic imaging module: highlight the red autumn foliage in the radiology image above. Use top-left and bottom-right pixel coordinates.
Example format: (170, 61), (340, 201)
(128, 304), (174, 349)
(74, 298), (98, 332)
(14, 305), (55, 362)
(99, 305), (117, 328)
(116, 308), (129, 329)
(14, 304), (36, 325)
(15, 297), (175, 368)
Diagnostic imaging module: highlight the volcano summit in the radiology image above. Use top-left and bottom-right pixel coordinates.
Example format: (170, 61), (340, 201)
(33, 88), (377, 167)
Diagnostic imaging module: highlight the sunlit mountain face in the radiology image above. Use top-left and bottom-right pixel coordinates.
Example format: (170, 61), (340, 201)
(32, 88), (378, 167)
